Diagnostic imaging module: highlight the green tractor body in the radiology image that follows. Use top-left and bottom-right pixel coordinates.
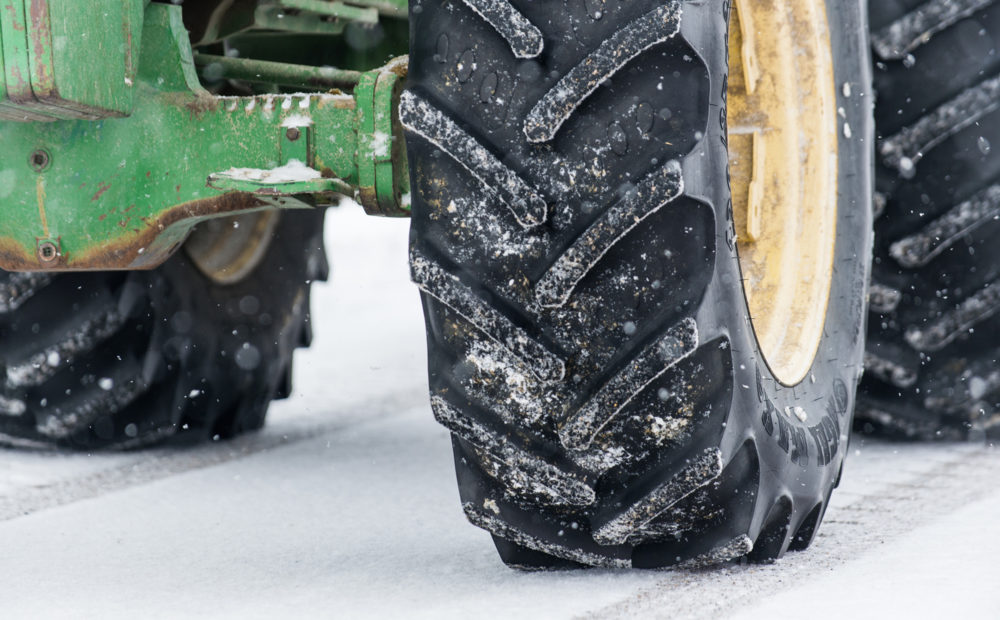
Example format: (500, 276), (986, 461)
(0, 0), (409, 271)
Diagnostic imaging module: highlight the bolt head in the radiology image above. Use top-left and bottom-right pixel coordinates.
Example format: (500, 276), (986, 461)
(29, 149), (51, 172)
(37, 241), (59, 263)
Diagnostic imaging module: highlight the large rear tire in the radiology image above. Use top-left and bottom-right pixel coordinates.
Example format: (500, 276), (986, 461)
(404, 0), (872, 567)
(0, 208), (327, 449)
(859, 0), (1000, 441)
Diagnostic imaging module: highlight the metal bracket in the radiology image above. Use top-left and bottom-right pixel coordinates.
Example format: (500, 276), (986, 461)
(0, 2), (409, 271)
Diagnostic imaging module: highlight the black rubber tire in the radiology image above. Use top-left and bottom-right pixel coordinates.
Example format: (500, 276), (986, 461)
(0, 208), (328, 449)
(404, 0), (872, 568)
(859, 0), (1000, 441)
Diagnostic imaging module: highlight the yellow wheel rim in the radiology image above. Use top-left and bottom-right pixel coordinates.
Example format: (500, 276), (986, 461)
(184, 211), (280, 285)
(727, 0), (839, 386)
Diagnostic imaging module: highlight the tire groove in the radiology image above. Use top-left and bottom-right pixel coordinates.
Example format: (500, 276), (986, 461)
(868, 281), (902, 313)
(523, 2), (683, 143)
(399, 91), (547, 228)
(879, 72), (1000, 175)
(863, 350), (919, 389)
(459, 0), (544, 59)
(889, 183), (1000, 268)
(431, 396), (596, 507)
(464, 502), (631, 568)
(559, 318), (698, 450)
(872, 0), (996, 60)
(4, 310), (125, 389)
(0, 273), (51, 314)
(592, 447), (723, 546)
(410, 247), (566, 383)
(534, 160), (684, 308)
(904, 279), (1000, 352)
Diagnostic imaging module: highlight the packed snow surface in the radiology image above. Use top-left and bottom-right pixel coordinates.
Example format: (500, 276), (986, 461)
(1, 206), (999, 619)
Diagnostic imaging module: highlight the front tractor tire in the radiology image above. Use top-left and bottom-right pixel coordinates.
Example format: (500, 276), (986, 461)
(0, 209), (327, 449)
(404, 0), (872, 568)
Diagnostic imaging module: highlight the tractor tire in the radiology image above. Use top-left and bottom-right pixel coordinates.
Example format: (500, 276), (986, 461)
(859, 0), (1000, 441)
(404, 0), (872, 568)
(0, 208), (327, 450)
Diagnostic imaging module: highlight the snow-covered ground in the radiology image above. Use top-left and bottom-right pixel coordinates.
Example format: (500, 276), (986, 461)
(1, 206), (998, 619)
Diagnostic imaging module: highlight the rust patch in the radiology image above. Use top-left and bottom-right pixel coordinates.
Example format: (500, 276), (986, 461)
(315, 95), (355, 110)
(27, 0), (59, 104)
(0, 237), (43, 269)
(0, 192), (271, 272)
(80, 192), (269, 271)
(357, 185), (378, 214)
(125, 28), (134, 77)
(91, 182), (111, 202)
(5, 2), (24, 30)
(185, 93), (220, 118)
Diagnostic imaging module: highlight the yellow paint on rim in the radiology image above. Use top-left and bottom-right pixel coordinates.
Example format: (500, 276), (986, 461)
(727, 0), (838, 386)
(185, 210), (280, 285)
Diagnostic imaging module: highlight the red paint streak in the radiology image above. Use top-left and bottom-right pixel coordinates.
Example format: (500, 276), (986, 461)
(125, 30), (134, 74)
(29, 0), (53, 89)
(91, 182), (111, 202)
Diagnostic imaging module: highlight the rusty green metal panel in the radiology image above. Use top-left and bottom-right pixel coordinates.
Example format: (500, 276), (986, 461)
(38, 0), (146, 117)
(0, 0), (145, 120)
(0, 1), (408, 272)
